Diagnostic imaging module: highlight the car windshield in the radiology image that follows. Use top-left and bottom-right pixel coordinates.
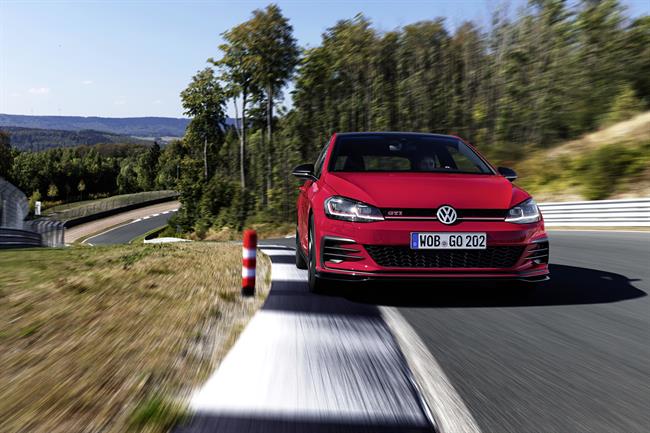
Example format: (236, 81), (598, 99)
(329, 134), (493, 174)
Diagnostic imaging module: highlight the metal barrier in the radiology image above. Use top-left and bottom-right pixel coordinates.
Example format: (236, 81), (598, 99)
(539, 198), (650, 227)
(0, 228), (42, 248)
(24, 219), (65, 247)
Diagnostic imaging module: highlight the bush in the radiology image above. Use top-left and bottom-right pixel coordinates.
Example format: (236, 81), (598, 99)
(600, 85), (646, 127)
(576, 142), (649, 200)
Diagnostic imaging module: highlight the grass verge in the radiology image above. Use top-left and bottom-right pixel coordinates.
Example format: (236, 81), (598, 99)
(199, 222), (295, 242)
(0, 243), (271, 433)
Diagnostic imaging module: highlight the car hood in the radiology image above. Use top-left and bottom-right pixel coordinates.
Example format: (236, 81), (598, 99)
(323, 172), (528, 209)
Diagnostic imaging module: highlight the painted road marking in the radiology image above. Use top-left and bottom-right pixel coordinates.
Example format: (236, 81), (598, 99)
(381, 308), (482, 433)
(188, 247), (432, 428)
(83, 209), (179, 244)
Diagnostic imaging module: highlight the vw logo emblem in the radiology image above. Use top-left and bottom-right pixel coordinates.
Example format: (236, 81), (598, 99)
(437, 205), (457, 225)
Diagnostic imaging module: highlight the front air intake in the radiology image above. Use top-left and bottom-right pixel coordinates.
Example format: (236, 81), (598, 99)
(525, 241), (549, 264)
(322, 238), (364, 264)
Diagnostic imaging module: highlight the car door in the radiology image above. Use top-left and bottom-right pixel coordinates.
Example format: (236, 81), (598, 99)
(297, 141), (329, 253)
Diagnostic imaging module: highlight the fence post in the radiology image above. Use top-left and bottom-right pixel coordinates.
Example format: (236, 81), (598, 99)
(242, 229), (257, 297)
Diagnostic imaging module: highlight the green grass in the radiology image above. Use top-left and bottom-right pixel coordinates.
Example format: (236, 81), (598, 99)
(0, 243), (271, 433)
(128, 394), (187, 432)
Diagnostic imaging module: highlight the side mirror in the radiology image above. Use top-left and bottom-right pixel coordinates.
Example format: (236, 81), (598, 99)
(497, 166), (518, 182)
(292, 163), (316, 181)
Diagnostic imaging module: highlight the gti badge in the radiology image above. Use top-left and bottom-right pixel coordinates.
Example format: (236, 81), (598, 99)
(437, 205), (457, 224)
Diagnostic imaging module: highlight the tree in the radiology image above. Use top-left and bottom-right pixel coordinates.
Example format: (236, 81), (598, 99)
(246, 4), (299, 196)
(624, 16), (650, 105)
(0, 130), (13, 179)
(136, 141), (161, 190)
(574, 0), (627, 131)
(601, 84), (646, 126)
(214, 22), (258, 190)
(180, 68), (227, 180)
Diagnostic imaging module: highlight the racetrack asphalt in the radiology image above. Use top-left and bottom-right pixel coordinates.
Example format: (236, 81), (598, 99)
(84, 210), (177, 244)
(100, 225), (647, 432)
(340, 231), (650, 433)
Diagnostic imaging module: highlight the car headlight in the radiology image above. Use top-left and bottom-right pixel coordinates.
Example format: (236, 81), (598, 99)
(324, 196), (384, 222)
(505, 198), (541, 224)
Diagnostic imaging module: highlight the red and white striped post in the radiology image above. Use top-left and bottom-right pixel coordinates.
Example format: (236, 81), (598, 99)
(242, 229), (257, 297)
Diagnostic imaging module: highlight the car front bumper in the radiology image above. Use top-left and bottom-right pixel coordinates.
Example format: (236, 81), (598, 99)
(315, 217), (550, 282)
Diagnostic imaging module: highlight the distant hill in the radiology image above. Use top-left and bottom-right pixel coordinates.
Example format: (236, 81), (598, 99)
(0, 114), (192, 138)
(0, 113), (237, 138)
(1, 126), (153, 152)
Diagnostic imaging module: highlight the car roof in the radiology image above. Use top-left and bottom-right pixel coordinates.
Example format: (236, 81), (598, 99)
(334, 131), (460, 140)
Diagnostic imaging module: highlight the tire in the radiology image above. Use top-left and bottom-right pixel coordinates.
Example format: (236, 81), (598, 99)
(295, 228), (308, 269)
(307, 217), (327, 293)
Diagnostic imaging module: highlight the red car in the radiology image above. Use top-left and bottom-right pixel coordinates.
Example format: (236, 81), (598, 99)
(292, 132), (549, 292)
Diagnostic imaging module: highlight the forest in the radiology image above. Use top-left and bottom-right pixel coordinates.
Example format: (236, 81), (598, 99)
(167, 1), (649, 236)
(2, 1), (649, 235)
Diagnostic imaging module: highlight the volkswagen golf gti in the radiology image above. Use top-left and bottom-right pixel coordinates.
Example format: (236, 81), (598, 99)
(292, 132), (549, 292)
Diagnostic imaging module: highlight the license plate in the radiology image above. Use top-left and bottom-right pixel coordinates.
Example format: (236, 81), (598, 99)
(411, 232), (487, 249)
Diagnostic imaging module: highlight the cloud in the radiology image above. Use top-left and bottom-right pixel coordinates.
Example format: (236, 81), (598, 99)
(28, 87), (50, 95)
(82, 80), (93, 85)
(152, 99), (162, 104)
(114, 98), (126, 105)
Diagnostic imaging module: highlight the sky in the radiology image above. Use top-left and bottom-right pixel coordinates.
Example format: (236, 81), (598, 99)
(1, 0), (649, 119)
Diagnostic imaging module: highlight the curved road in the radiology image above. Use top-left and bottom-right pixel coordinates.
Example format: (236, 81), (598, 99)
(248, 230), (649, 433)
(85, 210), (177, 244)
(95, 222), (647, 432)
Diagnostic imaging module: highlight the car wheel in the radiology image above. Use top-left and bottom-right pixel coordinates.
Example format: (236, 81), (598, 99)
(295, 228), (308, 269)
(307, 217), (327, 293)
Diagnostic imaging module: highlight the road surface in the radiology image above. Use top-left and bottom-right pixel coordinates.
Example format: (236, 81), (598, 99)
(177, 230), (649, 433)
(84, 209), (177, 245)
(387, 231), (650, 433)
(64, 201), (179, 243)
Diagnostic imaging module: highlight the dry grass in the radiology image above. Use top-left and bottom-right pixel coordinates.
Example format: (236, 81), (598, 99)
(516, 111), (650, 201)
(0, 243), (271, 433)
(545, 111), (650, 159)
(201, 223), (294, 242)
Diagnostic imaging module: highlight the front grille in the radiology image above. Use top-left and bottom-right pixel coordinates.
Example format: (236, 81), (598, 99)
(364, 245), (525, 268)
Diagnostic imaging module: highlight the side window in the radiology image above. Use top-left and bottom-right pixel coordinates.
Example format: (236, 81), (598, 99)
(313, 143), (329, 178)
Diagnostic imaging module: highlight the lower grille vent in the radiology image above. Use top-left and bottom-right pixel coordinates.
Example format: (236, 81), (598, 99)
(364, 245), (524, 268)
(525, 241), (549, 264)
(323, 238), (364, 263)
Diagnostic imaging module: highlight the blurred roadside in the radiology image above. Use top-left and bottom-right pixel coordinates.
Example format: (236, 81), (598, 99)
(516, 111), (650, 202)
(65, 200), (179, 244)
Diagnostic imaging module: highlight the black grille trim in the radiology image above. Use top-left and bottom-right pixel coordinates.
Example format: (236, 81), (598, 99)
(525, 241), (549, 264)
(364, 245), (525, 268)
(323, 238), (364, 263)
(381, 208), (507, 220)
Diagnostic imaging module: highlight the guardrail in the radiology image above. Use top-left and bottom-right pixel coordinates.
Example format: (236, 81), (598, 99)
(0, 228), (42, 248)
(24, 219), (65, 247)
(539, 198), (650, 227)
